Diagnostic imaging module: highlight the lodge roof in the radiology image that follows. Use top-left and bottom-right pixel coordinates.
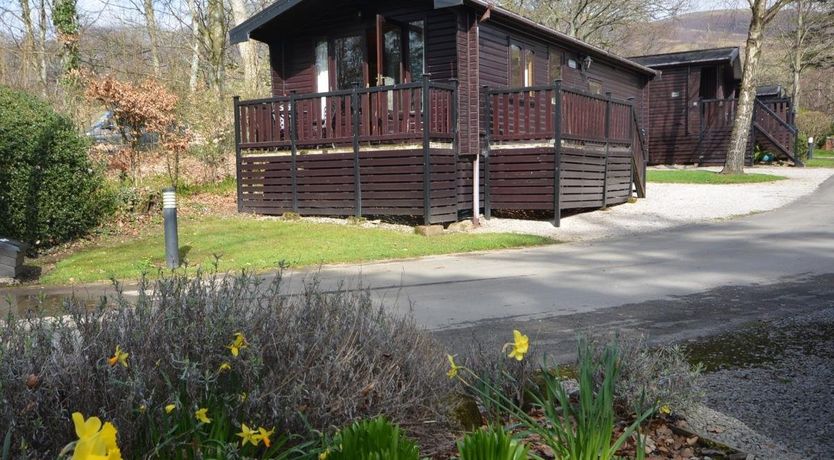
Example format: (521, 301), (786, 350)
(629, 47), (740, 68)
(757, 84), (787, 98)
(229, 0), (658, 77)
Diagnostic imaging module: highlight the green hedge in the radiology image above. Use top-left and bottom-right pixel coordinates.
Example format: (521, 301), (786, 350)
(0, 86), (113, 248)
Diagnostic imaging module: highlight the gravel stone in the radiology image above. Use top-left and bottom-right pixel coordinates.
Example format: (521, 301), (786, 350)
(474, 166), (834, 241)
(685, 308), (834, 460)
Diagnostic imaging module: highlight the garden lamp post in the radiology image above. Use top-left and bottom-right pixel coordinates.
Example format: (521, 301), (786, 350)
(808, 137), (814, 160)
(163, 187), (179, 269)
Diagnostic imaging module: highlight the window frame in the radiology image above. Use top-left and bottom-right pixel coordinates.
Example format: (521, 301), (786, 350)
(548, 47), (563, 82)
(509, 39), (536, 88)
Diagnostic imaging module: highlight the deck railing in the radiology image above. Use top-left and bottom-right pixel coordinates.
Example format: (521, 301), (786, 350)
(700, 97), (797, 160)
(482, 81), (644, 226)
(234, 80), (456, 150)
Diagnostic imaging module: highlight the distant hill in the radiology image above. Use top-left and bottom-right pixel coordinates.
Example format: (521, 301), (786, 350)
(622, 9), (752, 56)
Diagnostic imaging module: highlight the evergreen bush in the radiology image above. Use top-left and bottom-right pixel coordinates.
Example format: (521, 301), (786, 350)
(0, 86), (113, 247)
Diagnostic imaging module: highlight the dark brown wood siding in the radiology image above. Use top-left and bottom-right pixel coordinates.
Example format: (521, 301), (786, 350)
(477, 20), (648, 128)
(264, 0), (457, 97)
(643, 63), (749, 165)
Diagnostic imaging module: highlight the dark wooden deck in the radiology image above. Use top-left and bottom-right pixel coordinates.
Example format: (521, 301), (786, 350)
(482, 83), (647, 225)
(234, 80), (458, 224)
(234, 80), (647, 225)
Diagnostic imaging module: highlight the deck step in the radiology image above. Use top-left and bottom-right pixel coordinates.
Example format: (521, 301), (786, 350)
(753, 122), (804, 167)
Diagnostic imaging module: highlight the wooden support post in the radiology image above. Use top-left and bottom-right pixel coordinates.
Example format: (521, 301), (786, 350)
(233, 96), (243, 212)
(552, 80), (562, 227)
(628, 101), (635, 198)
(602, 91), (611, 209)
(482, 85), (492, 220)
(352, 85), (362, 217)
(450, 78), (461, 221)
(289, 93), (299, 212)
(698, 99), (706, 164)
(422, 75), (432, 225)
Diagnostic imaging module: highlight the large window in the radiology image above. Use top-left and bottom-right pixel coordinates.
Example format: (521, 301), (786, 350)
(548, 47), (562, 82)
(381, 23), (402, 85)
(334, 34), (364, 90)
(510, 43), (534, 87)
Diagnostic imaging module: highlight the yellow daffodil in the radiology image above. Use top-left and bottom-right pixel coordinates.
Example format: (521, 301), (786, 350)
(227, 332), (248, 357)
(107, 345), (129, 368)
(239, 392), (248, 402)
(319, 450), (331, 460)
(446, 354), (462, 379)
(71, 412), (122, 460)
(659, 404), (672, 415)
(219, 362), (232, 373)
(505, 330), (529, 361)
(138, 405), (146, 414)
(256, 426), (275, 448)
(237, 423), (260, 447)
(164, 404), (176, 414)
(195, 408), (211, 424)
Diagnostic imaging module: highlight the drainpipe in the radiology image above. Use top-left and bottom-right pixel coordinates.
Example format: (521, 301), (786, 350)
(472, 14), (481, 227)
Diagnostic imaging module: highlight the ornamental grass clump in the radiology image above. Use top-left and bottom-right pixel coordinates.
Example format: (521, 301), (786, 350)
(0, 270), (450, 458)
(449, 333), (654, 460)
(456, 425), (529, 460)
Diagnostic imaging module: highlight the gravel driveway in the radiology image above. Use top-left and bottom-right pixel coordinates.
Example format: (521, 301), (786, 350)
(682, 307), (834, 460)
(475, 166), (834, 241)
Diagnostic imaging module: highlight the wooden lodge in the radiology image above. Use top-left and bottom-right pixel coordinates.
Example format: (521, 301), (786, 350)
(630, 47), (801, 166)
(229, 0), (657, 225)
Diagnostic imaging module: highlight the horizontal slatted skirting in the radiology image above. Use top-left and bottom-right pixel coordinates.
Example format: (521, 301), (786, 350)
(239, 149), (458, 223)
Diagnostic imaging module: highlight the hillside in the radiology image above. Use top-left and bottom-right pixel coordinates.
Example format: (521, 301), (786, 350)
(621, 9), (752, 56)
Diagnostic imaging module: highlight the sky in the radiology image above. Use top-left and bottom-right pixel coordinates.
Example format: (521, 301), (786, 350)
(8, 0), (748, 35)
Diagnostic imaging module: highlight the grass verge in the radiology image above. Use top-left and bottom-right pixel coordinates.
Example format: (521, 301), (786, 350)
(647, 169), (787, 184)
(806, 149), (834, 168)
(39, 216), (551, 285)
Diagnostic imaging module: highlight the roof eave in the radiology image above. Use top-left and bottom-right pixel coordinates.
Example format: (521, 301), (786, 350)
(229, 0), (304, 45)
(452, 0), (657, 77)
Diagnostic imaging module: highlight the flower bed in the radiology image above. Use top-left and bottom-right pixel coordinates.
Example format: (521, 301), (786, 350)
(1, 272), (716, 459)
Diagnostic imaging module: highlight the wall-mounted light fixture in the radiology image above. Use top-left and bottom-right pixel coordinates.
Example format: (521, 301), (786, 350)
(581, 55), (593, 73)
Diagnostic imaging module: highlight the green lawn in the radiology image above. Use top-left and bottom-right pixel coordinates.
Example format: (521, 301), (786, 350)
(647, 170), (787, 184)
(40, 217), (552, 285)
(806, 149), (834, 168)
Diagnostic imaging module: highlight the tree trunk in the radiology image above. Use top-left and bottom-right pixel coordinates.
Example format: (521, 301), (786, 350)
(230, 0), (258, 93)
(791, 0), (804, 112)
(19, 0), (36, 88)
(205, 0), (226, 92)
(187, 0), (200, 92)
(723, 6), (766, 175)
(143, 0), (162, 78)
(37, 0), (48, 92)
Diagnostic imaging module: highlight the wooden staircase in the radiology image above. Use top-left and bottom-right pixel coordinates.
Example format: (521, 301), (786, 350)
(753, 99), (803, 166)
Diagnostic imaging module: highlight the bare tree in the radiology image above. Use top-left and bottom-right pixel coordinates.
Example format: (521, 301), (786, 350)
(36, 0), (48, 90)
(229, 0), (256, 91)
(186, 0), (200, 92)
(501, 0), (689, 48)
(18, 0), (36, 86)
(723, 0), (795, 174)
(143, 0), (162, 77)
(777, 0), (834, 112)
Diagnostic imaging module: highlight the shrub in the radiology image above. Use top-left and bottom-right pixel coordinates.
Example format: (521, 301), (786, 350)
(323, 417), (420, 460)
(458, 336), (538, 420)
(0, 85), (113, 248)
(85, 75), (180, 186)
(0, 271), (451, 458)
(453, 337), (652, 460)
(585, 333), (703, 413)
(457, 425), (529, 460)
